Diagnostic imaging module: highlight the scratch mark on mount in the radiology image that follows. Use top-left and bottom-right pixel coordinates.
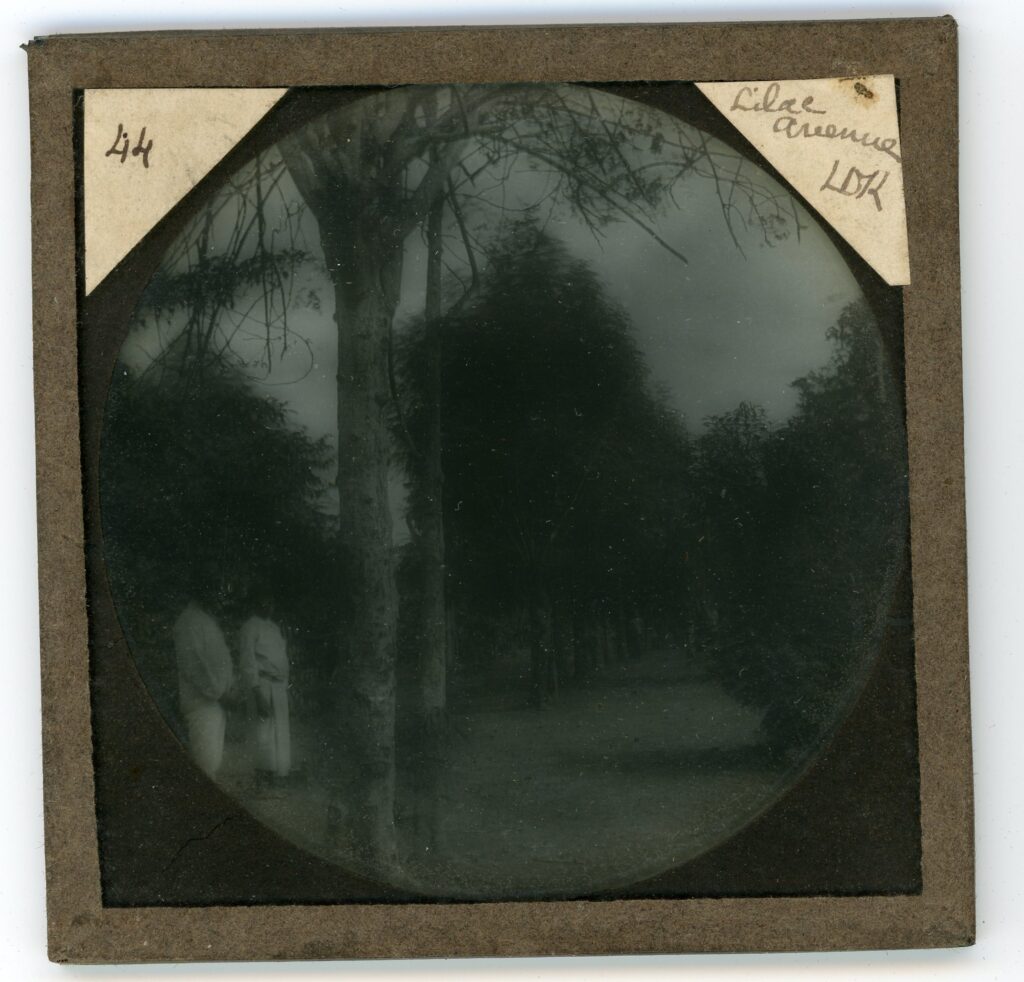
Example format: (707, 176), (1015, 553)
(161, 814), (237, 873)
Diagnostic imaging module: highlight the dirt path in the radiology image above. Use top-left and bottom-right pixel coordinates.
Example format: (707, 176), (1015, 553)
(403, 651), (779, 897)
(221, 650), (786, 899)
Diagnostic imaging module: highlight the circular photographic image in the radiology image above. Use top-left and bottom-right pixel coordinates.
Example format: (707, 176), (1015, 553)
(99, 84), (908, 899)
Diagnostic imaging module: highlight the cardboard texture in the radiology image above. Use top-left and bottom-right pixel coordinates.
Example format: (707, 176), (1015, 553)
(27, 18), (971, 962)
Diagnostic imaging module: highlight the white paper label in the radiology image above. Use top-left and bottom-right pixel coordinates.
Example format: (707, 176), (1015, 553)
(83, 88), (288, 294)
(697, 77), (910, 286)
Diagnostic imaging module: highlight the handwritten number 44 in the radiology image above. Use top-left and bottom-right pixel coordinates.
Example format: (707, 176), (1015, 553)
(105, 123), (153, 169)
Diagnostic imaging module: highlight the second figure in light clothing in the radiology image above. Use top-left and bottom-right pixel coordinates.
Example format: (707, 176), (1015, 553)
(239, 594), (291, 784)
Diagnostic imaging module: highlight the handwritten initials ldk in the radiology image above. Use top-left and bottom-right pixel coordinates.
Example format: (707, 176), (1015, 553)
(820, 160), (889, 211)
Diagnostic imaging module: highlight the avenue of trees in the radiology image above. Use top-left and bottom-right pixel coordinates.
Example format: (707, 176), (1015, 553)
(99, 84), (906, 878)
(397, 221), (693, 712)
(272, 84), (796, 868)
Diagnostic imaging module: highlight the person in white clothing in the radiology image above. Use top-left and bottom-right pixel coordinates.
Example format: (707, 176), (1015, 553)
(239, 593), (291, 784)
(173, 590), (234, 779)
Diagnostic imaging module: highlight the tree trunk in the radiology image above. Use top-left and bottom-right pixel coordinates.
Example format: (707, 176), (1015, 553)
(410, 190), (448, 853)
(528, 585), (558, 707)
(616, 589), (631, 661)
(419, 192), (448, 728)
(328, 224), (403, 873)
(573, 608), (594, 680)
(600, 611), (615, 667)
(553, 603), (575, 682)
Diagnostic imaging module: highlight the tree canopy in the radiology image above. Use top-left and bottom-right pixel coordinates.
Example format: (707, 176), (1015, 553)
(100, 362), (333, 638)
(396, 222), (693, 694)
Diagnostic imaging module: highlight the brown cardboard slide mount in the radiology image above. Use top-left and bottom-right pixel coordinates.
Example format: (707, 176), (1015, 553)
(27, 18), (970, 962)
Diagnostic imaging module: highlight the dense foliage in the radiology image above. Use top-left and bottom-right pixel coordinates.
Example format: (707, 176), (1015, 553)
(100, 364), (336, 721)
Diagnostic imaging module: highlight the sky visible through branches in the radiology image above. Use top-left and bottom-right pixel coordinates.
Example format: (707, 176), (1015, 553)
(121, 87), (862, 451)
(117, 86), (870, 548)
